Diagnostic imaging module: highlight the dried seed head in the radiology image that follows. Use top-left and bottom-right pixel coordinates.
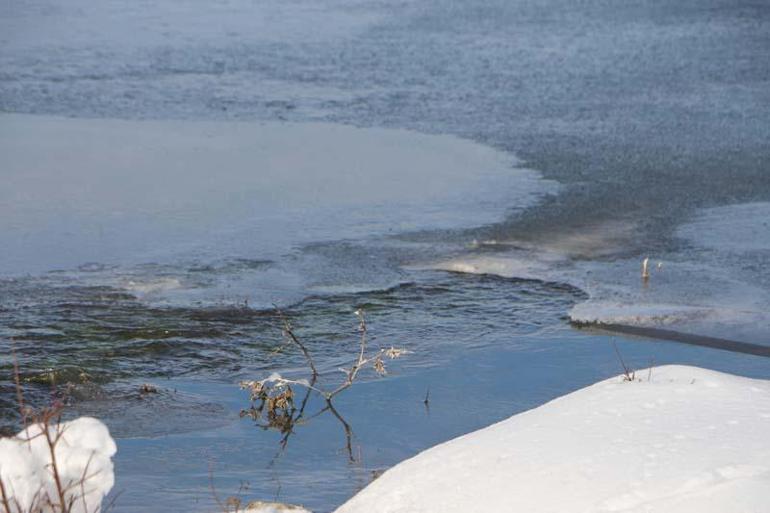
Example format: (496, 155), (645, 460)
(384, 347), (407, 359)
(373, 356), (387, 376)
(139, 383), (158, 394)
(240, 380), (267, 401)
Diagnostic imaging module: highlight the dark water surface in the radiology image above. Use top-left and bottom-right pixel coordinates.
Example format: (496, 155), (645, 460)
(2, 0), (770, 511)
(1, 271), (580, 423)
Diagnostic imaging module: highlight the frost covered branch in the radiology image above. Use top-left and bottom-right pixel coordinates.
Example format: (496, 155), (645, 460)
(239, 309), (408, 460)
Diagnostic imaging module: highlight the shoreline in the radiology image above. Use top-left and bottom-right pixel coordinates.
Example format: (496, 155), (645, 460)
(100, 327), (770, 512)
(572, 322), (770, 358)
(335, 365), (770, 513)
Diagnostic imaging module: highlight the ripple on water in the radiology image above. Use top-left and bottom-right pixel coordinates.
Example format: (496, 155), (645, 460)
(0, 269), (584, 433)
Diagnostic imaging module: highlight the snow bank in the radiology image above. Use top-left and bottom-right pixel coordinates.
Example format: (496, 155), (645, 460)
(336, 365), (770, 513)
(569, 301), (721, 327)
(237, 501), (312, 513)
(0, 417), (116, 513)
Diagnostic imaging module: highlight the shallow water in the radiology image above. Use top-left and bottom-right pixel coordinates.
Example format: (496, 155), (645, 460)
(0, 269), (581, 424)
(2, 0), (770, 510)
(108, 328), (769, 513)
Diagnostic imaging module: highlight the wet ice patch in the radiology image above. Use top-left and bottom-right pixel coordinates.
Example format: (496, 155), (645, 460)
(425, 204), (770, 344)
(565, 252), (770, 343)
(122, 277), (184, 297)
(413, 253), (556, 282)
(569, 302), (714, 326)
(0, 114), (556, 308)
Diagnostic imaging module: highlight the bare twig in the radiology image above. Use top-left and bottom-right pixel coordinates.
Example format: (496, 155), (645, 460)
(612, 340), (635, 381)
(100, 490), (124, 513)
(12, 348), (27, 429)
(43, 414), (70, 513)
(241, 309), (408, 463)
(326, 311), (368, 401)
(0, 478), (12, 513)
(2, 356), (114, 513)
(317, 402), (355, 463)
(277, 374), (318, 452)
(209, 462), (226, 513)
(274, 307), (319, 380)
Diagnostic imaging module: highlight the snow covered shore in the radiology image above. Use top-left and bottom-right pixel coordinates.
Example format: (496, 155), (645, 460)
(0, 417), (116, 513)
(336, 365), (770, 513)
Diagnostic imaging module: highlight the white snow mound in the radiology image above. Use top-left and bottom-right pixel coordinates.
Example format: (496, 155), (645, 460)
(0, 417), (117, 513)
(238, 501), (312, 513)
(336, 365), (770, 513)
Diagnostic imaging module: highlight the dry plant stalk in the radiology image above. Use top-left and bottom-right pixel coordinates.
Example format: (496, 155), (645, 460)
(612, 340), (636, 382)
(239, 309), (408, 460)
(0, 352), (113, 513)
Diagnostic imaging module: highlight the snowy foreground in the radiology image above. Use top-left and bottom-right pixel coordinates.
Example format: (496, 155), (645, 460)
(3, 368), (767, 513)
(233, 502), (311, 513)
(336, 365), (770, 513)
(0, 417), (116, 513)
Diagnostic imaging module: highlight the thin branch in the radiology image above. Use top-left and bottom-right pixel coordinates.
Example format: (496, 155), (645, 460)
(356, 310), (367, 369)
(99, 490), (124, 513)
(208, 463), (226, 513)
(11, 348), (27, 429)
(612, 339), (634, 381)
(277, 374), (318, 451)
(0, 477), (13, 513)
(44, 419), (69, 513)
(326, 401), (355, 463)
(294, 375), (317, 419)
(274, 308), (319, 380)
(275, 378), (325, 396)
(327, 315), (377, 400)
(243, 308), (406, 462)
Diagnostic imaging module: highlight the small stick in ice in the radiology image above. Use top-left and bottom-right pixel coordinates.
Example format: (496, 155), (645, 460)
(641, 257), (650, 282)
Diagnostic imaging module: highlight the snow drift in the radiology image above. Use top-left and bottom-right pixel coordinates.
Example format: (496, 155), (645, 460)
(335, 365), (770, 513)
(234, 501), (311, 513)
(0, 417), (116, 513)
